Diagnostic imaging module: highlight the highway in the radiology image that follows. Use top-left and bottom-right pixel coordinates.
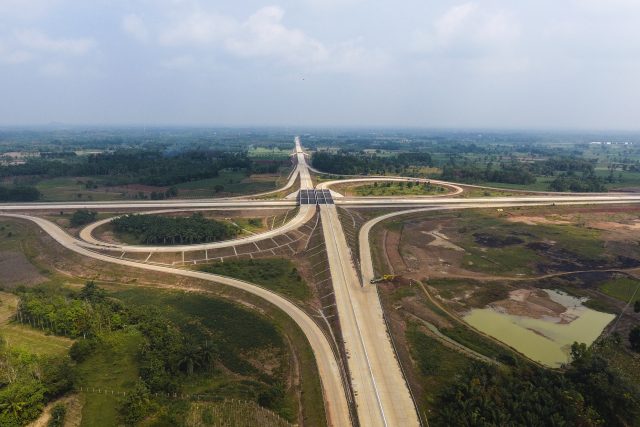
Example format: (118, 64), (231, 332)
(320, 204), (420, 427)
(5, 136), (640, 427)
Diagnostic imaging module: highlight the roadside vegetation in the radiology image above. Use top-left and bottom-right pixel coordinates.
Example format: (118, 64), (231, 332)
(69, 209), (97, 227)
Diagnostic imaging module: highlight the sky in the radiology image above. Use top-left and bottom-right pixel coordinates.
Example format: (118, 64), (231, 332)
(0, 0), (639, 129)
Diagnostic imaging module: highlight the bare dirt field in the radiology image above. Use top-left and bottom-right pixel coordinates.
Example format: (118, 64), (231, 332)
(0, 250), (47, 288)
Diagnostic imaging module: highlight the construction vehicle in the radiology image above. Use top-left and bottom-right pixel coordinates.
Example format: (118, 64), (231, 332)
(370, 275), (396, 284)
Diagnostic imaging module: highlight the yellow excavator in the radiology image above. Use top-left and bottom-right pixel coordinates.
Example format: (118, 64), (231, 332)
(370, 275), (396, 284)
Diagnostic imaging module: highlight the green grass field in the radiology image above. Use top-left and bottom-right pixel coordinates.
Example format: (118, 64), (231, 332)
(406, 325), (472, 413)
(36, 177), (125, 202)
(175, 169), (286, 198)
(599, 277), (640, 304)
(198, 258), (310, 301)
(33, 167), (291, 201)
(77, 330), (143, 427)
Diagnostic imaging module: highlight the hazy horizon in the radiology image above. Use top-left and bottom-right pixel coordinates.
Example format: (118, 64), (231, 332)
(2, 1), (639, 130)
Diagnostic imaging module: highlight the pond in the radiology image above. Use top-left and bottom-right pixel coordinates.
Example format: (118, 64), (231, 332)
(463, 289), (615, 367)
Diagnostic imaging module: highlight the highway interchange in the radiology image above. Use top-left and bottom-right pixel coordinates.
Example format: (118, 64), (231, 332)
(3, 136), (640, 426)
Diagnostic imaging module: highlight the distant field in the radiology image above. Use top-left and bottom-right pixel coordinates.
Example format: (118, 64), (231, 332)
(30, 167), (291, 201)
(248, 146), (292, 160)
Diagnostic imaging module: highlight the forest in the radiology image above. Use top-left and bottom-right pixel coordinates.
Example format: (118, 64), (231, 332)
(111, 213), (238, 245)
(433, 341), (640, 426)
(0, 149), (286, 187)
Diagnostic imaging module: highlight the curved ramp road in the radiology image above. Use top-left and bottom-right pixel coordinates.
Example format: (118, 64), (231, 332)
(317, 177), (464, 197)
(0, 212), (351, 427)
(77, 205), (316, 253)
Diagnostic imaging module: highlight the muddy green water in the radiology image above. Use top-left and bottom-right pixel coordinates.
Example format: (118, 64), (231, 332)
(464, 290), (615, 367)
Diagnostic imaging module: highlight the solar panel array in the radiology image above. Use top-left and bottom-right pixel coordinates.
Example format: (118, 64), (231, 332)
(297, 189), (334, 205)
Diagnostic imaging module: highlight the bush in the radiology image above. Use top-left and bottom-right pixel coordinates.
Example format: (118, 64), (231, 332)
(69, 209), (97, 227)
(119, 381), (153, 426)
(630, 326), (640, 352)
(47, 403), (66, 427)
(0, 380), (47, 427)
(69, 339), (97, 362)
(41, 357), (75, 399)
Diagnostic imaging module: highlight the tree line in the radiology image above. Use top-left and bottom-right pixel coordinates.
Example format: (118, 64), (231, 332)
(111, 213), (238, 245)
(0, 185), (41, 202)
(311, 151), (432, 175)
(433, 340), (640, 426)
(0, 149), (287, 187)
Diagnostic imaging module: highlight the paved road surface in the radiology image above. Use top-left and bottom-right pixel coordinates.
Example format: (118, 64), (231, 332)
(320, 204), (420, 427)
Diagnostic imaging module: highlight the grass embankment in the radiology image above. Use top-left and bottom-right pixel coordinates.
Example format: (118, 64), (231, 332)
(459, 187), (525, 198)
(198, 258), (311, 302)
(600, 277), (640, 304)
(406, 325), (471, 411)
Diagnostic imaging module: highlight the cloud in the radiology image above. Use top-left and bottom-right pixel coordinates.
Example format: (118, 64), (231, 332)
(15, 29), (95, 55)
(128, 5), (382, 73)
(122, 14), (150, 43)
(158, 10), (236, 46)
(0, 41), (33, 64)
(161, 54), (196, 70)
(225, 6), (329, 65)
(413, 2), (520, 56)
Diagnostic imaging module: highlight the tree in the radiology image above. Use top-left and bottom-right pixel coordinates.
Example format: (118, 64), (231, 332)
(69, 209), (97, 227)
(630, 326), (640, 352)
(79, 281), (106, 302)
(119, 381), (153, 426)
(634, 300), (640, 313)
